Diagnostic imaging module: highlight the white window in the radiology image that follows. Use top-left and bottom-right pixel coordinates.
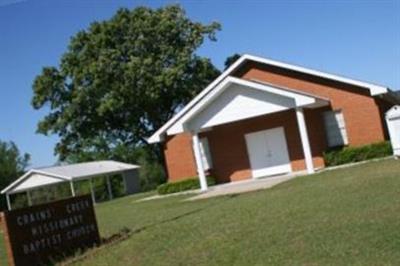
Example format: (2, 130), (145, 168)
(323, 110), (349, 147)
(194, 137), (213, 170)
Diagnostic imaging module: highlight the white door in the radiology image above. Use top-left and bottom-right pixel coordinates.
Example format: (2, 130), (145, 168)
(245, 127), (292, 178)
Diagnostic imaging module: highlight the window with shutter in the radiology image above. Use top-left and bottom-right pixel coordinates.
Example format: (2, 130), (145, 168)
(323, 110), (349, 147)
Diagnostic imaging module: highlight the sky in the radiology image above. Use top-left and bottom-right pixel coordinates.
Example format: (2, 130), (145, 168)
(0, 0), (399, 168)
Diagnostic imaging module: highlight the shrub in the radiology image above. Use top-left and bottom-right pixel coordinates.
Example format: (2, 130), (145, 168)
(157, 176), (216, 195)
(323, 141), (392, 167)
(138, 158), (166, 192)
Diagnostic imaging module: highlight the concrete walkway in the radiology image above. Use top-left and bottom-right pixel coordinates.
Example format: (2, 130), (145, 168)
(188, 170), (307, 201)
(136, 189), (200, 202)
(137, 171), (307, 202)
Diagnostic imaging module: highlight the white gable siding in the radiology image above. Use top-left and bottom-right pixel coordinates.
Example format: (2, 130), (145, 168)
(11, 173), (64, 193)
(188, 84), (296, 131)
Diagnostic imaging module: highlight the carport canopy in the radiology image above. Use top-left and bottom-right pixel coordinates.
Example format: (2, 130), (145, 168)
(1, 160), (140, 210)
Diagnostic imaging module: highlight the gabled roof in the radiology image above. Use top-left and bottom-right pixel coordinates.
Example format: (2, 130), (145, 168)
(1, 160), (139, 195)
(147, 54), (391, 143)
(166, 76), (329, 135)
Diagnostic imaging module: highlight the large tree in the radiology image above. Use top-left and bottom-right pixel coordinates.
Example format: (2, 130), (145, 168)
(0, 141), (30, 210)
(32, 5), (221, 163)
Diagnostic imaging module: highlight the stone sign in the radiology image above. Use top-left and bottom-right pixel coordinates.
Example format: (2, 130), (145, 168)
(1, 195), (100, 266)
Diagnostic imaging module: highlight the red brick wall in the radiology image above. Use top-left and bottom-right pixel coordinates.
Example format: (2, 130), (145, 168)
(163, 133), (197, 182)
(234, 62), (388, 146)
(163, 62), (391, 183)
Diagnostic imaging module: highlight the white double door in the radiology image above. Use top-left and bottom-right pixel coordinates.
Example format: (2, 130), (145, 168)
(245, 127), (292, 178)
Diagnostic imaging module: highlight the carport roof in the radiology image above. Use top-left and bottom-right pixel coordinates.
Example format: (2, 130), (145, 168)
(1, 160), (140, 195)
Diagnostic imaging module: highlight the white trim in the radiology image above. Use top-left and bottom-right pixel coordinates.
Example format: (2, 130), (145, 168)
(1, 170), (34, 194)
(296, 108), (315, 174)
(192, 134), (208, 191)
(147, 54), (389, 143)
(167, 77), (320, 135)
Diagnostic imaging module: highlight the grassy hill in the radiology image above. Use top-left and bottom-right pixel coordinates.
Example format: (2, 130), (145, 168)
(2, 159), (399, 265)
(67, 158), (400, 265)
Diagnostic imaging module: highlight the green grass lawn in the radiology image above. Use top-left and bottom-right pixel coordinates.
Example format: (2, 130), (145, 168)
(47, 159), (400, 264)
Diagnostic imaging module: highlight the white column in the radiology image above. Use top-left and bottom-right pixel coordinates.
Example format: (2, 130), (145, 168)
(296, 108), (315, 174)
(70, 181), (76, 197)
(192, 133), (208, 191)
(6, 193), (11, 211)
(89, 178), (96, 204)
(27, 190), (32, 206)
(106, 176), (113, 200)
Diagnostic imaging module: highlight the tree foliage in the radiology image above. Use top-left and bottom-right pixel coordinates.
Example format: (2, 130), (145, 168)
(0, 140), (30, 210)
(224, 53), (241, 70)
(32, 5), (221, 164)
